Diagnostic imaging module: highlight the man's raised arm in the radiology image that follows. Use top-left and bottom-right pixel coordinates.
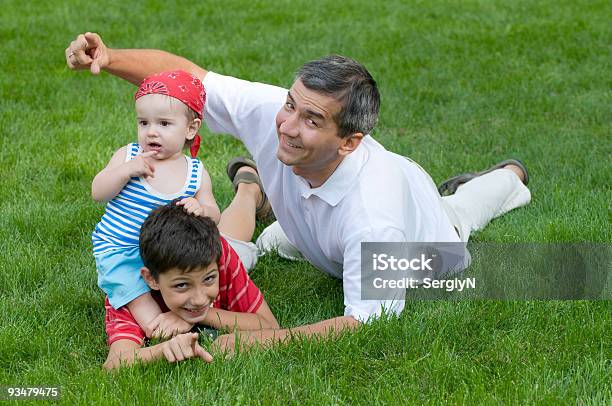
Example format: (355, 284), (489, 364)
(65, 32), (207, 85)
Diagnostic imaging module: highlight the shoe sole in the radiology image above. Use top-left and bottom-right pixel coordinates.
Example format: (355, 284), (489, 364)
(437, 158), (529, 196)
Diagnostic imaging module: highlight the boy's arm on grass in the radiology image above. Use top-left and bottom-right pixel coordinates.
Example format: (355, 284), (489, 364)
(91, 147), (156, 202)
(103, 333), (212, 370)
(66, 32), (208, 85)
(203, 299), (279, 331)
(212, 316), (359, 353)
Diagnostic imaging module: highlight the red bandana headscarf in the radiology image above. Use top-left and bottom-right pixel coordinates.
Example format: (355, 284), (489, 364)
(135, 70), (206, 158)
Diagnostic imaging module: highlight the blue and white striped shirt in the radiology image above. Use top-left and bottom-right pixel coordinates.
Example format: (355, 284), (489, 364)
(92, 143), (202, 255)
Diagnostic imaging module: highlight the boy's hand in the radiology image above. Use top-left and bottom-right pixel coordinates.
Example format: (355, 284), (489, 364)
(161, 333), (213, 363)
(176, 197), (204, 216)
(125, 151), (156, 179)
(148, 312), (193, 339)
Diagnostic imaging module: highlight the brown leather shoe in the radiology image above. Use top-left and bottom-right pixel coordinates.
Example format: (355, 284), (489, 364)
(438, 158), (529, 196)
(226, 156), (274, 220)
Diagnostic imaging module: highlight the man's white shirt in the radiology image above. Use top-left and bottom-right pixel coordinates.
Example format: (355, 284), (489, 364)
(203, 72), (462, 322)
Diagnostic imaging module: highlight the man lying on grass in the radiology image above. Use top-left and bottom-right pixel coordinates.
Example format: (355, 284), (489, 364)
(103, 201), (278, 370)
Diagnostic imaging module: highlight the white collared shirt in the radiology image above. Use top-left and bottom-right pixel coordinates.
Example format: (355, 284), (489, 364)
(203, 72), (462, 322)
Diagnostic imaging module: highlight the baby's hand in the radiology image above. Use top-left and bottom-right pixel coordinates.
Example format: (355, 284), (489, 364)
(176, 197), (205, 216)
(148, 312), (193, 339)
(125, 151), (156, 178)
(161, 333), (213, 364)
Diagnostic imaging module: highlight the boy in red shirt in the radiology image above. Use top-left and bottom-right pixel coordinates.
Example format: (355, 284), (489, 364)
(103, 201), (278, 370)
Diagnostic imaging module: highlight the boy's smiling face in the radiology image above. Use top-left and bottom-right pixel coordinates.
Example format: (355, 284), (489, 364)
(142, 263), (219, 324)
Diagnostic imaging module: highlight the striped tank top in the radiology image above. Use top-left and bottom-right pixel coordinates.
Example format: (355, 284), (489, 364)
(92, 143), (203, 255)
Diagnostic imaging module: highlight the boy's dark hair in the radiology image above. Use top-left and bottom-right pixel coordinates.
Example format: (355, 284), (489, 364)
(139, 200), (222, 280)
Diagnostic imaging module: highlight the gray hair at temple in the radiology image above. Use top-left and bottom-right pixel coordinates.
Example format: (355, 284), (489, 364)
(296, 55), (380, 138)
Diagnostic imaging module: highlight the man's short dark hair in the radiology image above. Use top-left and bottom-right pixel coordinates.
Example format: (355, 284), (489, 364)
(139, 200), (222, 280)
(296, 55), (380, 138)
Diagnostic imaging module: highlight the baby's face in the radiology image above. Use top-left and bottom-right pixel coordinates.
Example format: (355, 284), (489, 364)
(135, 94), (194, 160)
(150, 262), (220, 324)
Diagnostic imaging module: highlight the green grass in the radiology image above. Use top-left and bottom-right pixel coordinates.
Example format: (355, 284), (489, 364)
(1, 0), (611, 403)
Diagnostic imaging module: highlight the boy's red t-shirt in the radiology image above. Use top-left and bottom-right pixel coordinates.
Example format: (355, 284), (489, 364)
(104, 236), (264, 345)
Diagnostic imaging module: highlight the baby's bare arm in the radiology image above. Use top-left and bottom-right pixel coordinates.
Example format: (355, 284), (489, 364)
(126, 292), (163, 338)
(177, 169), (221, 223)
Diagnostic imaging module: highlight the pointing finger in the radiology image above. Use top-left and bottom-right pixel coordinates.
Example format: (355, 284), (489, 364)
(90, 60), (100, 75)
(90, 47), (100, 74)
(195, 344), (214, 362)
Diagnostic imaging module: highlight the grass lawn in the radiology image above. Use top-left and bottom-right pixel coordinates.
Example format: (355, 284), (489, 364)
(1, 0), (610, 403)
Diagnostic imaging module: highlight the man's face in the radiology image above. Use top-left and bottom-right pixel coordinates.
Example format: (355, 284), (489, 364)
(143, 263), (219, 324)
(275, 80), (346, 178)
